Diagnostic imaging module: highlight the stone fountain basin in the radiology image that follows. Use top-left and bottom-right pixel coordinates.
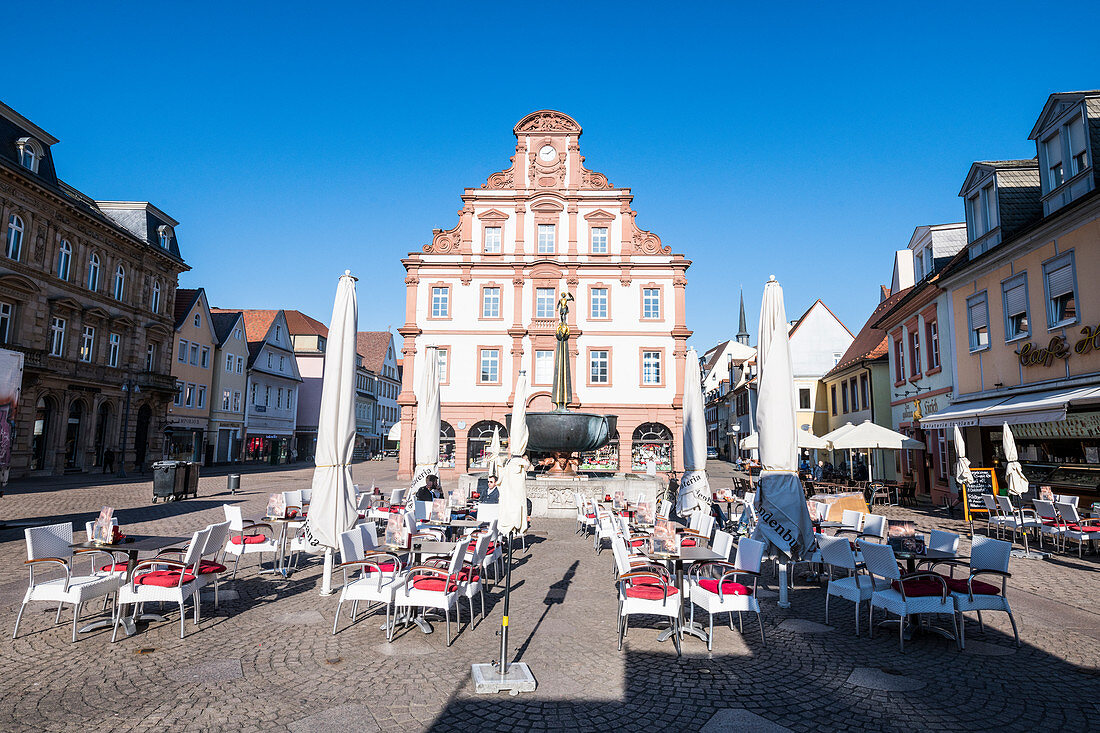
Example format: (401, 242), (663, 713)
(516, 412), (617, 453)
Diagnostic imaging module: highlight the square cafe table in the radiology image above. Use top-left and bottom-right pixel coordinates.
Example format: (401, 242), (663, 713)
(71, 534), (188, 635)
(645, 546), (724, 643)
(380, 540), (460, 635)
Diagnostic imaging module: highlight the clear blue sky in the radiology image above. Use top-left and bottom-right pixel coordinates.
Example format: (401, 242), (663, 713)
(4, 3), (1099, 351)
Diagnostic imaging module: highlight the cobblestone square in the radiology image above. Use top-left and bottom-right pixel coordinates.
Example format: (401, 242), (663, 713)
(0, 460), (1097, 732)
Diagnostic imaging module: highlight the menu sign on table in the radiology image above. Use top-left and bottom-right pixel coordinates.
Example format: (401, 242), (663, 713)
(612, 491), (625, 511)
(92, 506), (114, 544)
(385, 513), (409, 548)
(430, 498), (449, 523)
(267, 493), (287, 519)
(649, 517), (679, 556)
(636, 501), (654, 524)
(806, 500), (820, 523)
(887, 519), (924, 554)
(450, 486), (467, 507)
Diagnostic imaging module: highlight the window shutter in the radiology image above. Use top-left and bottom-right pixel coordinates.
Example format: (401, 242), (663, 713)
(1003, 281), (1027, 316)
(969, 298), (988, 329)
(1047, 262), (1074, 298)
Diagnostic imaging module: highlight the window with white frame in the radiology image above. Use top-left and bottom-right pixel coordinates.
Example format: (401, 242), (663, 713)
(484, 226), (501, 253)
(57, 240), (71, 281)
(535, 288), (555, 318)
(113, 265), (125, 301)
(926, 320), (940, 369)
(108, 333), (120, 368)
(277, 387), (283, 409)
(49, 317), (65, 356)
(266, 353), (272, 369)
(799, 388), (811, 410)
(534, 350), (553, 384)
(642, 350), (662, 385)
(967, 292), (990, 351)
(642, 288), (660, 319)
(590, 288), (608, 319)
(287, 390), (293, 411)
(279, 355), (284, 371)
(190, 343), (199, 365)
(236, 356), (244, 373)
(222, 390), (231, 410)
(1002, 273), (1029, 340)
(87, 253), (100, 291)
(482, 287), (500, 318)
(151, 280), (161, 314)
(16, 137), (41, 172)
(480, 348), (500, 383)
(431, 286), (449, 318)
(591, 226), (608, 254)
(436, 348), (448, 382)
(178, 339), (188, 362)
(146, 342), (157, 372)
(226, 353), (234, 371)
(80, 326), (95, 363)
(6, 214), (23, 260)
(908, 329), (921, 377)
(1068, 115), (1088, 177)
(232, 391), (241, 412)
(264, 385), (271, 406)
(196, 385), (206, 409)
(0, 302), (11, 343)
(193, 313), (200, 328)
(201, 346), (210, 368)
(1043, 252), (1077, 327)
(234, 328), (242, 340)
(893, 338), (904, 382)
(185, 383), (195, 408)
(966, 183), (998, 240)
(174, 383), (183, 406)
(537, 224), (556, 254)
(157, 225), (171, 249)
(1042, 131), (1064, 191)
(590, 350), (609, 384)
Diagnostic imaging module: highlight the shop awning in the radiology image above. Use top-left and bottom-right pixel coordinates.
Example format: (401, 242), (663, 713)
(920, 385), (1100, 430)
(387, 423), (401, 441)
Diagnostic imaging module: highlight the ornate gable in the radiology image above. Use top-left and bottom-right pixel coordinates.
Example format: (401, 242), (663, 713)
(514, 110), (581, 135)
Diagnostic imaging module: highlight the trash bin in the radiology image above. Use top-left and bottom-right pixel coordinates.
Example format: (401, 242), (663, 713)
(227, 473), (241, 494)
(152, 461), (184, 502)
(182, 461), (200, 499)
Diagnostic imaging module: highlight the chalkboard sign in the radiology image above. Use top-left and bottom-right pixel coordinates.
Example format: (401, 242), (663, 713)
(962, 468), (999, 521)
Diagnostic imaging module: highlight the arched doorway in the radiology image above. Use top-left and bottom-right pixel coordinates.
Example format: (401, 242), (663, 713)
(31, 397), (54, 471)
(64, 400), (85, 470)
(94, 402), (112, 468)
(466, 420), (507, 471)
(631, 422), (673, 472)
(134, 404), (152, 470)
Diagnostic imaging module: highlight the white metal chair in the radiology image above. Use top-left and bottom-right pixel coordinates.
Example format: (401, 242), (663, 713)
(858, 514), (887, 541)
(1032, 499), (1071, 550)
(14, 523), (121, 642)
(332, 526), (405, 635)
(711, 529), (735, 562)
(948, 535), (1019, 649)
(995, 495), (1040, 545)
(859, 539), (959, 652)
(222, 504), (279, 578)
(393, 543), (466, 646)
(818, 533), (888, 636)
(687, 537), (766, 649)
(618, 564), (682, 656)
(593, 507), (617, 554)
(1055, 501), (1100, 557)
(982, 494), (1012, 538)
(457, 534), (490, 623)
(112, 528), (209, 641)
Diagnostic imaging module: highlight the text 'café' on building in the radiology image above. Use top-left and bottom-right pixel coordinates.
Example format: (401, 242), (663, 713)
(397, 111), (692, 480)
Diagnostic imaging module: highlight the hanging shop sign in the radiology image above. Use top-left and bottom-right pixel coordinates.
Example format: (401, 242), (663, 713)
(1017, 326), (1100, 367)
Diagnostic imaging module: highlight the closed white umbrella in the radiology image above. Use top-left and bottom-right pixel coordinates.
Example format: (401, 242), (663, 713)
(1002, 422), (1028, 496)
(487, 426), (503, 479)
(753, 276), (814, 609)
(301, 271), (358, 596)
(953, 425), (973, 494)
(678, 347), (711, 518)
(740, 430), (829, 451)
(411, 346), (441, 494)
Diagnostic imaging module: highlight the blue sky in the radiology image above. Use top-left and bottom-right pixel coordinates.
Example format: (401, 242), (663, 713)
(4, 3), (1099, 351)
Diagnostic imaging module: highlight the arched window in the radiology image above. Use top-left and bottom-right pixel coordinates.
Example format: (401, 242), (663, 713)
(114, 265), (125, 301)
(151, 280), (161, 314)
(579, 429), (620, 472)
(87, 253), (100, 291)
(157, 224), (172, 249)
(466, 420), (508, 471)
(15, 137), (42, 173)
(439, 421), (456, 469)
(57, 240), (72, 281)
(6, 215), (23, 260)
(631, 422), (673, 472)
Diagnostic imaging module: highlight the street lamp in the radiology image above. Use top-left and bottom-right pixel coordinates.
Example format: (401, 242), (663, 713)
(117, 379), (140, 478)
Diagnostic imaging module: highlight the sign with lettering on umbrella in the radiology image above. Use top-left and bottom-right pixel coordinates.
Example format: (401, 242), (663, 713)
(411, 346), (441, 499)
(752, 276), (815, 609)
(472, 370), (536, 694)
(300, 271), (358, 595)
(678, 347), (711, 519)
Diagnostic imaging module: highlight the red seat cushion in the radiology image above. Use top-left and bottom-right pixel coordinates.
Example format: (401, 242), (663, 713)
(944, 577), (1001, 595)
(681, 538), (697, 547)
(134, 570), (197, 587)
(466, 541), (496, 553)
(457, 568), (480, 582)
(1043, 520), (1076, 527)
(1076, 524), (1100, 533)
(410, 574), (457, 592)
(198, 561), (227, 574)
(624, 583), (678, 600)
(630, 539), (646, 548)
(697, 578), (752, 596)
(230, 533), (267, 545)
(585, 513), (596, 519)
(364, 561), (401, 573)
(100, 563), (128, 573)
(891, 579), (945, 597)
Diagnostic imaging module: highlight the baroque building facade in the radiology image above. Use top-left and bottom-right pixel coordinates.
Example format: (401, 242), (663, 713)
(398, 110), (692, 480)
(0, 100), (186, 476)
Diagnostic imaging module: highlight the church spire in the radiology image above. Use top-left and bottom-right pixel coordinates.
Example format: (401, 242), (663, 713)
(736, 287), (750, 345)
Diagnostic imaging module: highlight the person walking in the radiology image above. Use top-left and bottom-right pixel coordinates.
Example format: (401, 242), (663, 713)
(103, 448), (115, 474)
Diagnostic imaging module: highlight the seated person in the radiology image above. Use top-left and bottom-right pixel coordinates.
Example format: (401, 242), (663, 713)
(416, 474), (443, 501)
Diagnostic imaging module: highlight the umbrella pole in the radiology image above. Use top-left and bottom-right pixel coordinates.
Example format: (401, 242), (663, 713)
(499, 531), (513, 674)
(471, 528), (536, 693)
(320, 548), (335, 596)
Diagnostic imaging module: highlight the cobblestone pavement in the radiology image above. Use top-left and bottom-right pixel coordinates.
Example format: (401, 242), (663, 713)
(0, 460), (1097, 732)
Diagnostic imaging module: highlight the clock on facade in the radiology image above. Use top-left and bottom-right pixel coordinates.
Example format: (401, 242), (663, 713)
(539, 145), (556, 162)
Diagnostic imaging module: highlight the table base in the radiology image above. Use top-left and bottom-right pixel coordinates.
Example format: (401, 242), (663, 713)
(381, 611), (433, 634)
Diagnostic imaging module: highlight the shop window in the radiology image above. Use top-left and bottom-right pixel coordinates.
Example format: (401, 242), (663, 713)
(631, 422), (673, 472)
(438, 421), (456, 469)
(580, 429), (619, 472)
(466, 420), (507, 471)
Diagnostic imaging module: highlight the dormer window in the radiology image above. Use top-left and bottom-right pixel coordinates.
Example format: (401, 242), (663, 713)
(15, 137), (43, 173)
(157, 224), (173, 249)
(966, 183), (997, 241)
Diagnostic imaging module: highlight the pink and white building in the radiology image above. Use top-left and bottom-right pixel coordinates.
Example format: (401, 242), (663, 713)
(397, 110), (692, 480)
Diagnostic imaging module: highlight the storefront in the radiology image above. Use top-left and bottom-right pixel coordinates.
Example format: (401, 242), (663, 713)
(210, 424), (242, 464)
(246, 433), (292, 464)
(164, 416), (207, 463)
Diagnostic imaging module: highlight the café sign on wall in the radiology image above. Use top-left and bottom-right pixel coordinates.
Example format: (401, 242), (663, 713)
(1016, 325), (1100, 367)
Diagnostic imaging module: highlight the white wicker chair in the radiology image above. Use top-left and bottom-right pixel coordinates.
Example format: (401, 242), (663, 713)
(818, 533), (888, 636)
(112, 528), (209, 641)
(687, 536), (766, 650)
(948, 535), (1019, 648)
(13, 523), (121, 642)
(222, 504), (279, 578)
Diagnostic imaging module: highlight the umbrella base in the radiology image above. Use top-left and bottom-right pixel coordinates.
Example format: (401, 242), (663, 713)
(1010, 549), (1049, 560)
(471, 662), (537, 695)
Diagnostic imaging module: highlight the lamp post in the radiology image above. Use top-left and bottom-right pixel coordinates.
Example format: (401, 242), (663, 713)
(727, 424), (741, 463)
(117, 378), (140, 478)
